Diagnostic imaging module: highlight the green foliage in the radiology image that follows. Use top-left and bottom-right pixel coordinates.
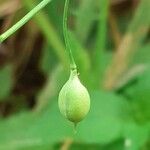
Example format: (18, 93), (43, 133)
(35, 65), (68, 112)
(129, 0), (150, 33)
(123, 122), (150, 150)
(0, 0), (149, 149)
(23, 0), (69, 68)
(0, 91), (130, 149)
(0, 65), (13, 100)
(75, 0), (96, 43)
(40, 44), (58, 74)
(75, 91), (131, 144)
(125, 70), (150, 123)
(132, 44), (150, 65)
(55, 139), (125, 150)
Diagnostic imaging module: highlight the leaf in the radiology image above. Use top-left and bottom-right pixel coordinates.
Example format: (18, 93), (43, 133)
(0, 91), (131, 150)
(122, 122), (150, 150)
(45, 0), (65, 34)
(75, 0), (97, 43)
(0, 65), (13, 100)
(75, 91), (131, 144)
(125, 69), (150, 123)
(131, 44), (150, 65)
(2, 91), (149, 150)
(40, 43), (58, 74)
(0, 104), (72, 150)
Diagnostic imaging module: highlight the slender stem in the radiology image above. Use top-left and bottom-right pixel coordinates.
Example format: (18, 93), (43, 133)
(63, 0), (77, 70)
(23, 0), (69, 68)
(0, 0), (52, 43)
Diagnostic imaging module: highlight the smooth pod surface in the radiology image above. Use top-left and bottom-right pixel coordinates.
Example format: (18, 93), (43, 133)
(58, 70), (90, 123)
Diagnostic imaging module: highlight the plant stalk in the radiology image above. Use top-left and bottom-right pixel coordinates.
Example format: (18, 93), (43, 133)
(0, 0), (52, 42)
(23, 0), (69, 68)
(63, 0), (77, 70)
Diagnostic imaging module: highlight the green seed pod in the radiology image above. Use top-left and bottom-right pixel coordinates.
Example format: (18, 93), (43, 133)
(58, 69), (90, 124)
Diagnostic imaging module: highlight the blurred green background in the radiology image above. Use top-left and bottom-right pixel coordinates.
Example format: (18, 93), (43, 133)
(0, 0), (150, 149)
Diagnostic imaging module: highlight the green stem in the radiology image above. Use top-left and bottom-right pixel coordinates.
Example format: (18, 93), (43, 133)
(0, 0), (52, 42)
(63, 0), (77, 70)
(23, 0), (69, 68)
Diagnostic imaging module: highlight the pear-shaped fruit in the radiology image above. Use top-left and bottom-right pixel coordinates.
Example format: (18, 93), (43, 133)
(58, 69), (90, 123)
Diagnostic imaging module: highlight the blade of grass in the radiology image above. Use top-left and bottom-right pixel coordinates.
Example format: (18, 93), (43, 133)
(75, 0), (96, 43)
(93, 0), (109, 88)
